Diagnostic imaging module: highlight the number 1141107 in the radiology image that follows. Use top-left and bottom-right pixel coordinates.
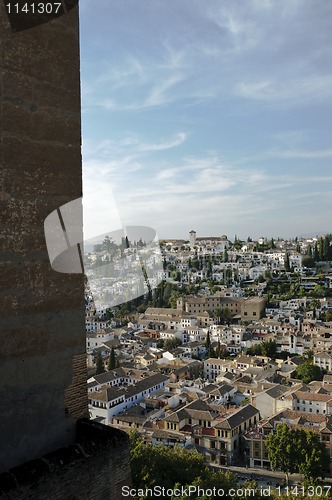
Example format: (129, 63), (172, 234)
(6, 3), (62, 14)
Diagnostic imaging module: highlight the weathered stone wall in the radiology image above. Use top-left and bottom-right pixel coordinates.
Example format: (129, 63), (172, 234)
(0, 420), (132, 500)
(0, 2), (88, 472)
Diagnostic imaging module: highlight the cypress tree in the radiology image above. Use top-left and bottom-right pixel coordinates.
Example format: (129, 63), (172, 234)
(108, 346), (116, 371)
(313, 241), (319, 261)
(96, 352), (105, 374)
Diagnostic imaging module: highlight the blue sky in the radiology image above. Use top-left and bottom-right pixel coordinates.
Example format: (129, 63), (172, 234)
(79, 0), (332, 241)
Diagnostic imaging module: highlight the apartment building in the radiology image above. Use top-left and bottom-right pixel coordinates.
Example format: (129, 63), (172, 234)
(314, 351), (332, 373)
(89, 372), (169, 424)
(177, 295), (265, 322)
(160, 399), (259, 466)
(292, 390), (332, 415)
(204, 358), (236, 382)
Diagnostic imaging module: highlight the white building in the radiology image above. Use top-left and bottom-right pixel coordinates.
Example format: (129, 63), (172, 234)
(86, 329), (114, 353)
(89, 372), (169, 424)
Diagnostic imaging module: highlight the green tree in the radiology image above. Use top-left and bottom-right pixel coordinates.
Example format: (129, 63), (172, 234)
(216, 339), (222, 358)
(304, 349), (314, 361)
(95, 352), (105, 374)
(266, 424), (328, 485)
(214, 308), (223, 325)
(260, 339), (277, 358)
(313, 241), (319, 261)
(205, 330), (211, 352)
(302, 256), (315, 268)
(220, 307), (233, 325)
(130, 431), (237, 497)
(108, 346), (116, 370)
(284, 252), (291, 271)
(312, 284), (325, 298)
(295, 428), (329, 482)
(163, 338), (182, 351)
(169, 290), (181, 308)
(293, 362), (324, 383)
(265, 424), (299, 485)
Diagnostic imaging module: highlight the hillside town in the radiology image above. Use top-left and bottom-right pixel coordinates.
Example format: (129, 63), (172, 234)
(84, 230), (332, 475)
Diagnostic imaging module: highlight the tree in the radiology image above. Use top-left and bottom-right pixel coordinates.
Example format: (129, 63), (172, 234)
(169, 290), (181, 308)
(302, 256), (315, 268)
(205, 330), (211, 352)
(108, 346), (116, 370)
(266, 424), (329, 485)
(163, 338), (182, 351)
(295, 428), (329, 482)
(214, 308), (223, 325)
(284, 252), (291, 272)
(265, 424), (299, 485)
(95, 352), (105, 374)
(129, 431), (237, 496)
(220, 307), (233, 325)
(216, 340), (222, 358)
(304, 349), (314, 361)
(313, 241), (319, 261)
(311, 284), (325, 298)
(293, 362), (324, 383)
(260, 339), (277, 358)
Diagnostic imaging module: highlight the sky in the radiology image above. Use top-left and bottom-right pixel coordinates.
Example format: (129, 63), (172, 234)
(79, 0), (332, 242)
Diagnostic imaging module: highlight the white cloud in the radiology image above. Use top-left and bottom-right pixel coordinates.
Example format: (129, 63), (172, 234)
(138, 132), (188, 152)
(235, 76), (332, 107)
(268, 149), (332, 159)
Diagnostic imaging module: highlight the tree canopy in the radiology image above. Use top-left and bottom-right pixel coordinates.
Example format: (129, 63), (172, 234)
(246, 340), (277, 358)
(108, 346), (116, 370)
(265, 424), (329, 484)
(130, 432), (237, 499)
(157, 337), (182, 351)
(95, 351), (105, 374)
(293, 362), (324, 383)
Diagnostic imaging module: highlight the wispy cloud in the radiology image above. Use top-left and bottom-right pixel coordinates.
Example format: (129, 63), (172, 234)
(80, 0), (332, 239)
(84, 132), (188, 162)
(268, 149), (332, 159)
(143, 74), (186, 108)
(234, 75), (332, 107)
(139, 132), (188, 152)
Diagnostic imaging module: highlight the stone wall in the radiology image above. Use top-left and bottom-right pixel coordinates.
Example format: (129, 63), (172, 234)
(0, 419), (132, 500)
(0, 1), (87, 472)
